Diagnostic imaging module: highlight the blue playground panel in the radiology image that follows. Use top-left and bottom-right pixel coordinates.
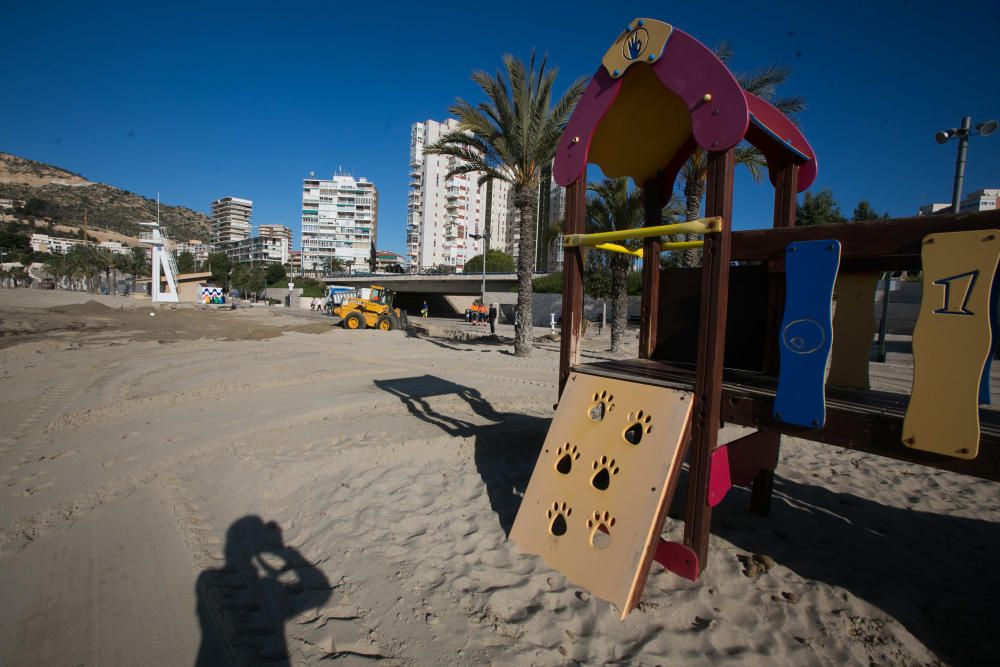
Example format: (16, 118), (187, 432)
(979, 268), (1000, 405)
(773, 240), (842, 428)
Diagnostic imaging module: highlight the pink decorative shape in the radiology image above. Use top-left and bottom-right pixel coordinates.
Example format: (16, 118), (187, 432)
(553, 67), (622, 187)
(654, 539), (700, 581)
(651, 28), (749, 153)
(553, 26), (750, 188)
(744, 91), (818, 192)
(708, 445), (733, 507)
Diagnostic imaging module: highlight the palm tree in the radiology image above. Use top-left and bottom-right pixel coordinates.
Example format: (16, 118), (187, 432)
(425, 53), (586, 356)
(587, 179), (642, 353)
(62, 247), (91, 291)
(323, 256), (347, 276)
(680, 48), (805, 266)
(112, 252), (132, 294)
(43, 254), (67, 288)
(89, 246), (116, 294)
(586, 179), (684, 352)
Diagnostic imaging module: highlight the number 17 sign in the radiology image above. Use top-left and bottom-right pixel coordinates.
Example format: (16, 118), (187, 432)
(904, 229), (1000, 459)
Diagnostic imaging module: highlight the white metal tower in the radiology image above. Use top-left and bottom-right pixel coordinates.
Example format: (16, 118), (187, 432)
(139, 197), (179, 302)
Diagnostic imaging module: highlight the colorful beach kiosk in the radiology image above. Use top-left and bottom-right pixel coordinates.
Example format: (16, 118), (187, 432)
(509, 18), (1000, 618)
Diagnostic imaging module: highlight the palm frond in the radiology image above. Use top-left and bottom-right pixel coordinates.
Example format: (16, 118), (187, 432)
(737, 65), (791, 100)
(773, 96), (807, 120)
(713, 41), (733, 64)
(734, 144), (767, 183)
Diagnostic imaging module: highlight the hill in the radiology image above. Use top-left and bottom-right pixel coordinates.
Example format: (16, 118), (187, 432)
(0, 152), (211, 241)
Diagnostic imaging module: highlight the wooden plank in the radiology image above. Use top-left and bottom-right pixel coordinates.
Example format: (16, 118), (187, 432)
(571, 359), (1000, 482)
(559, 179), (587, 395)
(773, 240), (841, 428)
(509, 372), (693, 618)
(904, 230), (1000, 459)
(683, 149), (735, 567)
(731, 209), (1000, 263)
(639, 182), (662, 358)
(828, 272), (880, 389)
(755, 158), (797, 516)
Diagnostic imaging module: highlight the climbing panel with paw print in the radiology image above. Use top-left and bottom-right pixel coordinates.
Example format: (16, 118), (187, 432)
(510, 372), (693, 618)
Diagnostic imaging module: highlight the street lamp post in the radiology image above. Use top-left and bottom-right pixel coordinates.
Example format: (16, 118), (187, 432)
(468, 233), (491, 305)
(935, 117), (998, 213)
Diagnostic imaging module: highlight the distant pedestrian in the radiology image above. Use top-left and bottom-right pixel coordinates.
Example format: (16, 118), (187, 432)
(489, 304), (497, 335)
(421, 300), (429, 318)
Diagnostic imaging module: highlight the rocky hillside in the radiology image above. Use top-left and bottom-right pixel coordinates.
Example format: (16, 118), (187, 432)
(0, 153), (211, 241)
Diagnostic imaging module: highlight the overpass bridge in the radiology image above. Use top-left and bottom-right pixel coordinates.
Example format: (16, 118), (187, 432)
(321, 273), (525, 295)
(320, 272), (542, 318)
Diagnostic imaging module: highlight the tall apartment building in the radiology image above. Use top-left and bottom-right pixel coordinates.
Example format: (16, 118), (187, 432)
(217, 235), (289, 266)
(210, 197), (253, 246)
(300, 174), (378, 273)
(176, 239), (211, 264)
(546, 180), (567, 272)
(407, 119), (515, 272)
(258, 224), (293, 245)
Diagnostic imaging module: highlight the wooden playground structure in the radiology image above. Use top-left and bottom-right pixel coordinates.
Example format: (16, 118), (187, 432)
(510, 18), (1000, 618)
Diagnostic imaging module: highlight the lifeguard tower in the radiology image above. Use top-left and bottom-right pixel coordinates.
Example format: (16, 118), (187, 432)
(139, 216), (180, 303)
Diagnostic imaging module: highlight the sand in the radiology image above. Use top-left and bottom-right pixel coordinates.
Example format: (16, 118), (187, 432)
(0, 287), (998, 666)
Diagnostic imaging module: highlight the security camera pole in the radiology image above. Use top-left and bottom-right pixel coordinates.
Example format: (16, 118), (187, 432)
(936, 116), (998, 213)
(949, 117), (971, 214)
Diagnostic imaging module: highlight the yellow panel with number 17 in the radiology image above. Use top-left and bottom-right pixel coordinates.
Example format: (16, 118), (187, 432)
(903, 230), (1000, 459)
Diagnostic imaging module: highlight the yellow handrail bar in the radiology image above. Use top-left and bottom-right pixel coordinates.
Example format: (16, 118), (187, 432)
(594, 243), (643, 258)
(563, 216), (721, 248)
(593, 240), (705, 259)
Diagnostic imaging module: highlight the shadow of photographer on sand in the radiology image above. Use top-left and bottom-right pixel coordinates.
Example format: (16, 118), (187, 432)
(195, 515), (331, 666)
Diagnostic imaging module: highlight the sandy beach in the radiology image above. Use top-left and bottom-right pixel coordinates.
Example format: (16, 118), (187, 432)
(1, 287), (998, 666)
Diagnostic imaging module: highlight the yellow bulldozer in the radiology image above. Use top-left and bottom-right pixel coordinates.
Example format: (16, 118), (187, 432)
(332, 285), (409, 331)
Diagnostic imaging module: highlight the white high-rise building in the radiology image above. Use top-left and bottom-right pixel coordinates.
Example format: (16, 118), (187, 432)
(546, 179), (567, 272)
(210, 197), (253, 246)
(301, 174), (378, 273)
(407, 119), (515, 272)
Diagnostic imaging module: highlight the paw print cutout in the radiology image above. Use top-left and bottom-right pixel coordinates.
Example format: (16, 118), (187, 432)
(547, 501), (572, 536)
(588, 390), (616, 422)
(590, 455), (619, 491)
(623, 410), (653, 446)
(586, 510), (616, 549)
(554, 443), (580, 475)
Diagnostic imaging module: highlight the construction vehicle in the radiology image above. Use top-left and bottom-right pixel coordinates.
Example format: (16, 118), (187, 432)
(332, 285), (409, 331)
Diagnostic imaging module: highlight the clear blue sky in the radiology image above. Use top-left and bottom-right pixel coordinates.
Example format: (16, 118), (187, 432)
(2, 1), (997, 253)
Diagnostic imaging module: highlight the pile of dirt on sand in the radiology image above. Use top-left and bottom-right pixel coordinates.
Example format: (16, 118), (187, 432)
(47, 301), (118, 316)
(2, 301), (335, 348)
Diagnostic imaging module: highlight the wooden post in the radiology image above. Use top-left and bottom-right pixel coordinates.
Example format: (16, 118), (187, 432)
(753, 160), (799, 516)
(772, 161), (799, 230)
(559, 178), (587, 395)
(639, 180), (663, 358)
(683, 149), (735, 567)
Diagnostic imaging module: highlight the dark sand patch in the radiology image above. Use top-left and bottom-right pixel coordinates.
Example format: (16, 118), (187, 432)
(1, 301), (333, 348)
